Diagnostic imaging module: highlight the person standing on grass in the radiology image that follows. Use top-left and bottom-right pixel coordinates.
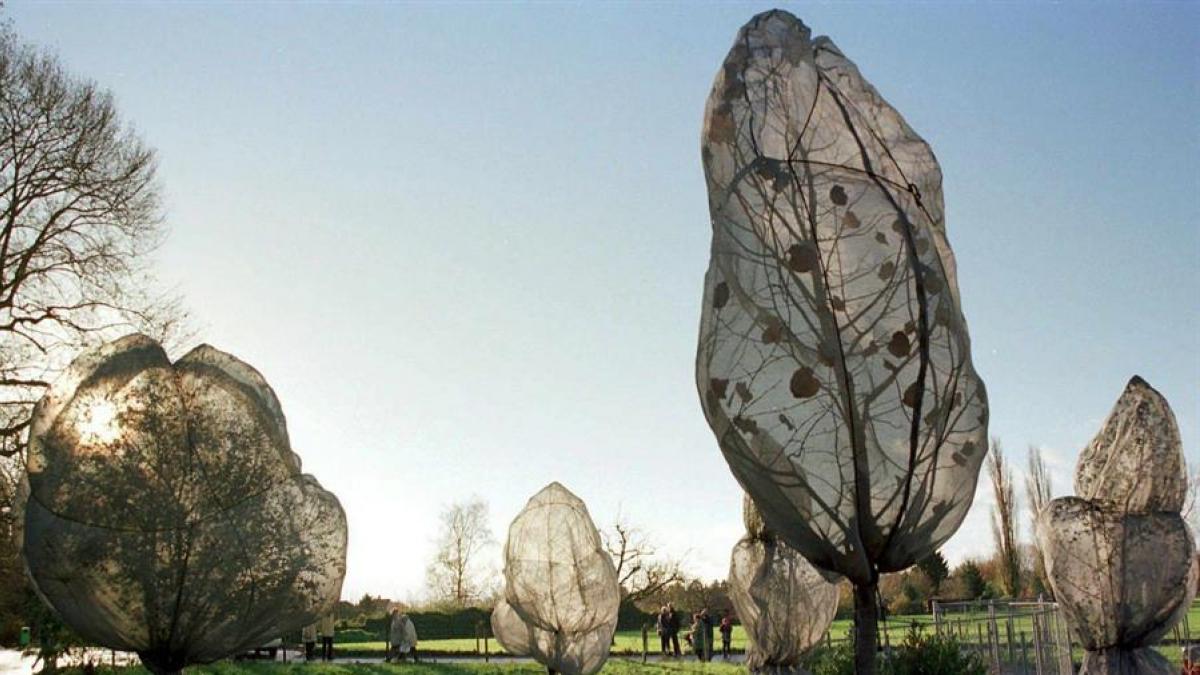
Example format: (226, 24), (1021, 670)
(700, 607), (715, 662)
(656, 606), (671, 655)
(666, 602), (682, 657)
(302, 621), (318, 661)
(718, 610), (733, 660)
(688, 613), (706, 661)
(318, 612), (336, 661)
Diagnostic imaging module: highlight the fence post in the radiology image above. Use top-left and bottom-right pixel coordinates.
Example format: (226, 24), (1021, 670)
(1031, 613), (1045, 675)
(642, 623), (648, 664)
(933, 600), (942, 636)
(1006, 605), (1016, 665)
(987, 600), (1001, 672)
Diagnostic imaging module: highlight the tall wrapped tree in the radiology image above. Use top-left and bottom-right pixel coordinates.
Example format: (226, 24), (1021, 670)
(19, 334), (347, 674)
(696, 11), (988, 672)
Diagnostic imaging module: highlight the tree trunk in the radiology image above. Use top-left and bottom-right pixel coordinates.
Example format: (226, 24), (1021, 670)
(853, 580), (879, 675)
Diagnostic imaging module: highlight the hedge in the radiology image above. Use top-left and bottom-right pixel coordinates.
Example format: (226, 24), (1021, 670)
(346, 602), (657, 642)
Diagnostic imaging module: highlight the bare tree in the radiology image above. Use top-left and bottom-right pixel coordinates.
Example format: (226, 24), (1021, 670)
(0, 23), (187, 640)
(987, 438), (1021, 597)
(601, 514), (685, 605)
(0, 25), (187, 458)
(1025, 445), (1053, 597)
(426, 497), (496, 607)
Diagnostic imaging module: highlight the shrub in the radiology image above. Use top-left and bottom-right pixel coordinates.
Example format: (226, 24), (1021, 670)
(802, 627), (985, 675)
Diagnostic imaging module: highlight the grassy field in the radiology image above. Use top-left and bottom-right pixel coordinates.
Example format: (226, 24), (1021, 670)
(66, 661), (746, 675)
(335, 603), (1200, 665)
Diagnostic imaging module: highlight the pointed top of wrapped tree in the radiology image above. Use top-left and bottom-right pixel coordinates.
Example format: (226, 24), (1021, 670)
(21, 334), (347, 675)
(503, 482), (618, 635)
(697, 10), (987, 672)
(1074, 376), (1186, 513)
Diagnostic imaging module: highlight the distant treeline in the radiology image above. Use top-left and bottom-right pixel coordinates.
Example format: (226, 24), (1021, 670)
(339, 603), (660, 642)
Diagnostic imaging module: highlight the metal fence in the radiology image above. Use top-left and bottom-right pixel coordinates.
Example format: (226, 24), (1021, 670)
(931, 600), (1074, 675)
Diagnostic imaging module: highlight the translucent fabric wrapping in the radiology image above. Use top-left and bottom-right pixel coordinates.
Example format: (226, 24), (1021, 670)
(1036, 377), (1197, 675)
(696, 9), (988, 585)
(494, 482), (619, 675)
(491, 599), (615, 675)
(729, 498), (838, 672)
(20, 334), (348, 674)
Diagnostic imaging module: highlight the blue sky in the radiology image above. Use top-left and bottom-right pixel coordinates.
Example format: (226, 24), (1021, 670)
(7, 1), (1197, 601)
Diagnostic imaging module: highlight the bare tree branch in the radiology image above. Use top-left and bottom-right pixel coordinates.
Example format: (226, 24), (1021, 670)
(602, 514), (686, 605)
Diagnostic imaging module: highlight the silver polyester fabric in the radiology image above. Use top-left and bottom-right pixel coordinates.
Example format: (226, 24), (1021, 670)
(696, 9), (988, 586)
(1036, 377), (1197, 674)
(493, 482), (619, 675)
(20, 334), (348, 674)
(729, 497), (838, 673)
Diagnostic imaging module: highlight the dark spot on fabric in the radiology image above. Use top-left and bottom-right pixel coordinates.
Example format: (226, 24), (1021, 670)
(878, 260), (895, 280)
(790, 367), (820, 398)
(713, 282), (730, 309)
(710, 378), (729, 399)
(787, 243), (819, 273)
(902, 381), (922, 408)
(762, 316), (783, 344)
(887, 331), (911, 358)
(733, 415), (759, 435)
(735, 381), (752, 403)
(707, 104), (736, 144)
(830, 185), (848, 206)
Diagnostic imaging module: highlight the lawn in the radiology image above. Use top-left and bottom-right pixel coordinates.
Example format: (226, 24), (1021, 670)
(65, 660), (746, 675)
(335, 602), (1200, 665)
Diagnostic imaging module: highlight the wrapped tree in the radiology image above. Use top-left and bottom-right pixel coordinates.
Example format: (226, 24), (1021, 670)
(1037, 377), (1197, 674)
(729, 496), (838, 674)
(20, 334), (347, 674)
(696, 11), (988, 672)
(493, 482), (618, 675)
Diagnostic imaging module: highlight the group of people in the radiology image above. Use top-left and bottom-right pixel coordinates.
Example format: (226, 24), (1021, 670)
(654, 603), (734, 661)
(301, 614), (337, 662)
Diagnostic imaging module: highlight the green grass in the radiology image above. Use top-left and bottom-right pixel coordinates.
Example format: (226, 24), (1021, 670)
(335, 602), (1200, 665)
(65, 660), (746, 675)
(338, 627), (754, 656)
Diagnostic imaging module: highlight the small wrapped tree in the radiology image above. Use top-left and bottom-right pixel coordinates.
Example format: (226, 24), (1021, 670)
(729, 496), (838, 674)
(1037, 377), (1197, 674)
(696, 11), (988, 672)
(493, 482), (619, 675)
(20, 334), (347, 674)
